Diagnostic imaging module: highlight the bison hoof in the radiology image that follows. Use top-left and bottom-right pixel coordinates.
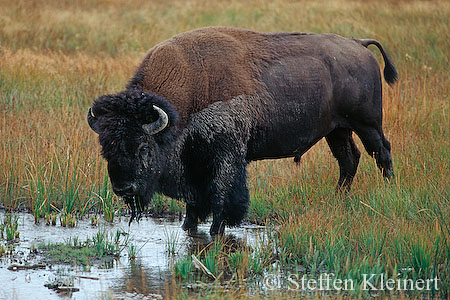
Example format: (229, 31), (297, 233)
(382, 168), (394, 180)
(182, 219), (198, 233)
(209, 221), (225, 236)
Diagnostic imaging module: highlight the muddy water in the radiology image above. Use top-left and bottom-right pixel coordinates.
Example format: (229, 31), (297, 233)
(0, 212), (263, 300)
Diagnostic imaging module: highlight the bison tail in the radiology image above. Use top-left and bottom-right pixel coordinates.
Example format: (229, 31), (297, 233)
(359, 39), (398, 86)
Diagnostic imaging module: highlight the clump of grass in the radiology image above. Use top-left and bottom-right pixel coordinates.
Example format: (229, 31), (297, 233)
(128, 244), (137, 260)
(168, 198), (184, 216)
(1, 213), (20, 242)
(149, 194), (184, 217)
(150, 194), (168, 216)
(93, 175), (120, 222)
(38, 227), (128, 266)
(60, 213), (76, 227)
(174, 255), (193, 280)
(25, 162), (52, 224)
(173, 236), (268, 283)
(45, 212), (57, 226)
(0, 243), (6, 257)
(227, 250), (251, 283)
(201, 250), (218, 276)
(90, 215), (98, 226)
(165, 229), (180, 256)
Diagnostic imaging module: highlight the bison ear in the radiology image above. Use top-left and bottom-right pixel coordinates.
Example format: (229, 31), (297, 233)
(87, 108), (101, 134)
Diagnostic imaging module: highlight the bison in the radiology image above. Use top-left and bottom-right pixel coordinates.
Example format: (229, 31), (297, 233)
(87, 27), (397, 235)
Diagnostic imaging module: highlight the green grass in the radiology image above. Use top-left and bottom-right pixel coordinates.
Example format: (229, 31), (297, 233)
(38, 227), (128, 266)
(94, 174), (119, 222)
(127, 244), (137, 260)
(0, 213), (20, 242)
(165, 229), (180, 256)
(174, 255), (194, 280)
(150, 194), (184, 217)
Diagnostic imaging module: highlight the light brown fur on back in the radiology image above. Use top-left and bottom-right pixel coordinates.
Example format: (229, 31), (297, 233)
(128, 27), (276, 126)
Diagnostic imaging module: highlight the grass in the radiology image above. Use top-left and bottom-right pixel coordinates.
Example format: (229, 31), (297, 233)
(127, 244), (137, 260)
(38, 227), (128, 266)
(174, 255), (194, 280)
(0, 0), (449, 298)
(0, 244), (6, 257)
(0, 213), (20, 242)
(94, 174), (119, 222)
(165, 229), (180, 256)
(45, 212), (57, 226)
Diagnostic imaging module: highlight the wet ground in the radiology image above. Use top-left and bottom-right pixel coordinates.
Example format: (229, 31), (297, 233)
(0, 212), (264, 300)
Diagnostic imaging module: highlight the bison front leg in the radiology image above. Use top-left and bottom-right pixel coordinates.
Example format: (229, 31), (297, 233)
(209, 181), (228, 236)
(209, 159), (248, 236)
(210, 202), (226, 236)
(182, 204), (198, 233)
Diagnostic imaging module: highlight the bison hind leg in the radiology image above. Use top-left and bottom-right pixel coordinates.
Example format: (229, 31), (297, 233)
(223, 165), (250, 227)
(326, 128), (361, 192)
(352, 124), (394, 179)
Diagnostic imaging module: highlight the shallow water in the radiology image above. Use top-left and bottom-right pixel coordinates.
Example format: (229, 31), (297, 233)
(0, 212), (263, 300)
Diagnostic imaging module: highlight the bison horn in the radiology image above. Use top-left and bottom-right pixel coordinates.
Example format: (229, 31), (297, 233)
(87, 108), (101, 134)
(142, 105), (169, 135)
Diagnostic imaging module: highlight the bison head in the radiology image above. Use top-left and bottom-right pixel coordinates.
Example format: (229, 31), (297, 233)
(87, 90), (178, 221)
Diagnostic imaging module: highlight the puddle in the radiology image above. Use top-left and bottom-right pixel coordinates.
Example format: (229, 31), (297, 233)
(0, 212), (264, 300)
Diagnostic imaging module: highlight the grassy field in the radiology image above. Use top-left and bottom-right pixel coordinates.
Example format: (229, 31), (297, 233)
(0, 0), (449, 298)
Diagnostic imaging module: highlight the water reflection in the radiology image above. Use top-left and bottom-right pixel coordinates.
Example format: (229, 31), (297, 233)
(114, 230), (251, 297)
(0, 211), (262, 299)
(119, 259), (168, 297)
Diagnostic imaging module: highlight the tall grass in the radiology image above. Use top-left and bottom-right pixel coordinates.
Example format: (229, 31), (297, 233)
(0, 0), (449, 297)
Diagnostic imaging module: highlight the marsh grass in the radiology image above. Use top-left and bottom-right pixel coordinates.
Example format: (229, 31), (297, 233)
(0, 213), (20, 242)
(38, 227), (127, 266)
(150, 194), (184, 217)
(174, 236), (268, 284)
(45, 212), (57, 226)
(0, 244), (6, 257)
(0, 0), (449, 298)
(174, 255), (194, 280)
(165, 229), (180, 256)
(94, 174), (119, 222)
(127, 244), (137, 260)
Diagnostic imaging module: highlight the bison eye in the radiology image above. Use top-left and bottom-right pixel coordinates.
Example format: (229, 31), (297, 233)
(139, 145), (150, 157)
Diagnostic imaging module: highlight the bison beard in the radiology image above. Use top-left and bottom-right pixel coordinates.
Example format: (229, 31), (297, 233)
(124, 196), (145, 224)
